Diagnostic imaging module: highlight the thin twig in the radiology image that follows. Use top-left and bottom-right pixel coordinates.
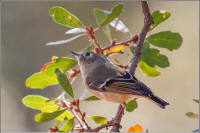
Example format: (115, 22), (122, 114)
(110, 1), (154, 132)
(102, 34), (138, 51)
(106, 51), (124, 57)
(75, 100), (91, 130)
(63, 100), (88, 130)
(86, 27), (103, 54)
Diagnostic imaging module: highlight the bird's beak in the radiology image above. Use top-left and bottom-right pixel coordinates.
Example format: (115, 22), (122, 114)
(71, 51), (82, 57)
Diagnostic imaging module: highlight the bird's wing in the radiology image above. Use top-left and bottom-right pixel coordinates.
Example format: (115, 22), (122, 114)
(104, 79), (151, 96)
(86, 77), (106, 92)
(86, 71), (152, 96)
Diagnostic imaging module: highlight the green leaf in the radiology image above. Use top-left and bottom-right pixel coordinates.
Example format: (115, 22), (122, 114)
(102, 26), (112, 41)
(130, 43), (149, 58)
(55, 68), (74, 98)
(147, 31), (182, 51)
(54, 120), (62, 127)
(26, 56), (77, 89)
(90, 116), (107, 125)
(84, 96), (101, 101)
(41, 104), (60, 113)
(22, 95), (54, 110)
(186, 112), (199, 119)
(193, 99), (199, 104)
(139, 61), (160, 77)
(35, 109), (67, 123)
(130, 42), (169, 68)
(59, 118), (74, 132)
(141, 42), (169, 68)
(94, 8), (111, 41)
(143, 48), (169, 68)
(56, 110), (74, 121)
(49, 6), (84, 28)
(100, 3), (124, 27)
(149, 10), (171, 31)
(126, 99), (138, 112)
(41, 104), (74, 121)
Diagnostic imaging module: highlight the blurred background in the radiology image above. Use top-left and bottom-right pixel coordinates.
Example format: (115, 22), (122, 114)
(1, 1), (199, 132)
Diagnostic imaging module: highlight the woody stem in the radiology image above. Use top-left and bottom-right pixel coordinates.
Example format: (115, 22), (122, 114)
(110, 1), (154, 132)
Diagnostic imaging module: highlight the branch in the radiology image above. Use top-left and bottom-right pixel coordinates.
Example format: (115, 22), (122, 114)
(88, 123), (114, 132)
(110, 104), (125, 132)
(75, 100), (91, 130)
(62, 100), (90, 131)
(129, 1), (154, 75)
(110, 1), (154, 132)
(102, 34), (138, 51)
(88, 105), (125, 132)
(106, 51), (124, 57)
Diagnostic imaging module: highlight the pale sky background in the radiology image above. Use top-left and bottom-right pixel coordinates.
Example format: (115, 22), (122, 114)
(1, 1), (199, 132)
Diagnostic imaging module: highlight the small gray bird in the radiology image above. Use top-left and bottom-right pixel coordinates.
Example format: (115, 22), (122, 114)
(71, 51), (169, 109)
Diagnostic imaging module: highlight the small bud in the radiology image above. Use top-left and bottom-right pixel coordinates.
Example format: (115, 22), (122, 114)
(124, 43), (129, 46)
(72, 68), (77, 73)
(89, 27), (94, 33)
(94, 48), (99, 54)
(85, 27), (90, 34)
(133, 34), (139, 43)
(82, 112), (86, 122)
(60, 100), (67, 108)
(82, 112), (86, 118)
(70, 73), (76, 78)
(71, 100), (76, 106)
(74, 108), (80, 112)
(74, 99), (80, 106)
(48, 126), (58, 132)
(51, 56), (57, 63)
(90, 34), (95, 40)
(112, 40), (116, 46)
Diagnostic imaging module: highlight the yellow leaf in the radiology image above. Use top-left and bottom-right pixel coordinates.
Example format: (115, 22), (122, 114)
(128, 124), (144, 132)
(103, 45), (125, 55)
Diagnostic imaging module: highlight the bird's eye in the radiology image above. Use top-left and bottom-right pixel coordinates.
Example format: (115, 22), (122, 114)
(85, 52), (90, 56)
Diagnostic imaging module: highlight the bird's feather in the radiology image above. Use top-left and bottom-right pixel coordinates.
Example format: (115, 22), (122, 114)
(87, 71), (152, 96)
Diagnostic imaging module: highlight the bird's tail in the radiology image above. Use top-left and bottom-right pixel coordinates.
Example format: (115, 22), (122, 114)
(147, 94), (169, 109)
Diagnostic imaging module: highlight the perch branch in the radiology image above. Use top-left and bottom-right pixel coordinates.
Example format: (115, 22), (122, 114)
(110, 1), (154, 132)
(87, 105), (124, 132)
(129, 1), (154, 75)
